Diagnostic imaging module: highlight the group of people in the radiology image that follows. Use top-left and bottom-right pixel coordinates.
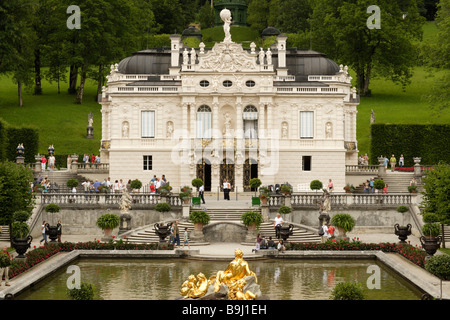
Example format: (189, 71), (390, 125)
(149, 175), (169, 194)
(363, 178), (388, 194)
(40, 154), (56, 171)
(382, 154), (404, 172)
(319, 223), (336, 243)
(32, 174), (52, 193)
(358, 153), (370, 165)
(82, 153), (101, 168)
(167, 220), (190, 249)
(39, 220), (63, 245)
(253, 212), (288, 253)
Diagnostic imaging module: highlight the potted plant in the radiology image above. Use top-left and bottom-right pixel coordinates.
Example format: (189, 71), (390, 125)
(192, 178), (203, 195)
(249, 178), (262, 196)
(331, 213), (355, 239)
(343, 184), (355, 193)
(241, 211), (264, 231)
(45, 204), (61, 242)
(158, 184), (172, 195)
(179, 186), (193, 204)
(0, 251), (11, 269)
(280, 184), (293, 195)
(189, 211), (210, 232)
(66, 178), (79, 191)
(373, 179), (385, 192)
(11, 210), (33, 258)
(310, 180), (323, 192)
(408, 184), (417, 193)
(259, 186), (271, 205)
(397, 205), (409, 213)
(96, 213), (120, 241)
(130, 179), (142, 192)
(420, 222), (442, 257)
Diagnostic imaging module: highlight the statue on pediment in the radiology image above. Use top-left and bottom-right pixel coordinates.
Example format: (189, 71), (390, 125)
(220, 9), (233, 43)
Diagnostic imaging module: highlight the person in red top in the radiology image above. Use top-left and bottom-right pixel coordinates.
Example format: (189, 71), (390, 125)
(41, 155), (47, 172)
(328, 224), (335, 240)
(0, 246), (12, 286)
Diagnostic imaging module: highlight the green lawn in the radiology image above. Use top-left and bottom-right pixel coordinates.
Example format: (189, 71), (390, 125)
(0, 73), (102, 156)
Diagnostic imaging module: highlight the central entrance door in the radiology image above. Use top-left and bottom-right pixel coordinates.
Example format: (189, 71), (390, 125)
(196, 159), (211, 191)
(220, 158), (235, 191)
(243, 158), (258, 192)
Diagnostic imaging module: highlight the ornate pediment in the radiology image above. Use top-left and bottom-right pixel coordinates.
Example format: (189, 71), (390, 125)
(198, 42), (257, 73)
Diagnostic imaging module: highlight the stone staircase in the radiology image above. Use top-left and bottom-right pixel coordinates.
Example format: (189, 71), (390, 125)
(121, 207), (321, 246)
(354, 172), (416, 193)
(35, 170), (87, 192)
(0, 225), (10, 242)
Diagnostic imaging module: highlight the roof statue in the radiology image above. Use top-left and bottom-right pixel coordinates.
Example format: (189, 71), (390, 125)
(220, 9), (233, 43)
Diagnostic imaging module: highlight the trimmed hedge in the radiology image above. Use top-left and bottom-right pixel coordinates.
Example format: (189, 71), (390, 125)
(5, 126), (39, 164)
(370, 124), (450, 166)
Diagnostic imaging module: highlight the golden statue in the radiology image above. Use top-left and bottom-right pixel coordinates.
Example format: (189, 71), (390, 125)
(179, 248), (258, 300)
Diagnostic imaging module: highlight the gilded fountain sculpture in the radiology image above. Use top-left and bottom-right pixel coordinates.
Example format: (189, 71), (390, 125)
(180, 248), (261, 300)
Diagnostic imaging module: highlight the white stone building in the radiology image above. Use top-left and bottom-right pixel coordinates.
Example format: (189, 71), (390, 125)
(99, 14), (359, 193)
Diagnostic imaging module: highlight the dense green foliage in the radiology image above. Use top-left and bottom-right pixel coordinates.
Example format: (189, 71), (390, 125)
(189, 211), (210, 225)
(330, 282), (365, 300)
(425, 254), (450, 280)
(96, 213), (120, 230)
(370, 124), (450, 166)
(45, 204), (61, 213)
(421, 162), (450, 225)
(241, 211), (264, 228)
(67, 282), (95, 300)
(155, 202), (172, 212)
(278, 205), (292, 214)
(309, 180), (323, 190)
(5, 126), (39, 164)
(331, 214), (355, 233)
(0, 161), (34, 226)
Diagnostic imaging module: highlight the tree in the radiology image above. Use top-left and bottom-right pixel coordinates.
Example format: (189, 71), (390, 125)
(0, 162), (35, 244)
(421, 162), (450, 225)
(271, 0), (313, 33)
(197, 1), (215, 29)
(247, 0), (271, 33)
(310, 0), (424, 96)
(0, 0), (36, 106)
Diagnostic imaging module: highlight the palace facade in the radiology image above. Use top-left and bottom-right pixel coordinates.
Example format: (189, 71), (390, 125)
(99, 26), (359, 193)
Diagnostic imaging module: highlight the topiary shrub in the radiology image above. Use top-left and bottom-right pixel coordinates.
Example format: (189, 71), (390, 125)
(331, 213), (355, 234)
(310, 180), (323, 191)
(373, 179), (385, 190)
(425, 254), (450, 280)
(130, 179), (142, 190)
(66, 178), (79, 189)
(13, 210), (32, 222)
(397, 205), (409, 213)
(422, 213), (440, 223)
(278, 205), (292, 214)
(155, 202), (172, 213)
(249, 178), (262, 189)
(422, 223), (441, 237)
(45, 204), (61, 213)
(330, 282), (365, 300)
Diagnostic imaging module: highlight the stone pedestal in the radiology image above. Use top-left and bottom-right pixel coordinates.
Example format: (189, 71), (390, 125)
(182, 203), (190, 218)
(413, 157), (422, 177)
(86, 126), (94, 139)
(70, 155), (79, 173)
(378, 156), (386, 177)
(35, 155), (42, 173)
(190, 223), (206, 242)
(260, 203), (269, 222)
(16, 156), (25, 165)
(119, 213), (132, 235)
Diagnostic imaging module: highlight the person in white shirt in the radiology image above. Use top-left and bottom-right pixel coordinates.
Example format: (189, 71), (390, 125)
(199, 184), (205, 204)
(223, 179), (231, 200)
(321, 224), (329, 243)
(274, 213), (284, 239)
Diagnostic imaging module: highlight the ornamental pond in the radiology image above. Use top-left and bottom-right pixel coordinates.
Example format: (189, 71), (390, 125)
(16, 258), (423, 300)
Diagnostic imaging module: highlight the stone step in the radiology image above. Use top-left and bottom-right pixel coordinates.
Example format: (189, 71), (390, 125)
(0, 225), (10, 241)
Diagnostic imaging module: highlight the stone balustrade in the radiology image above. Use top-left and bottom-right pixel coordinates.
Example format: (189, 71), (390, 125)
(76, 163), (109, 173)
(39, 192), (182, 207)
(345, 165), (379, 174)
(268, 192), (412, 208)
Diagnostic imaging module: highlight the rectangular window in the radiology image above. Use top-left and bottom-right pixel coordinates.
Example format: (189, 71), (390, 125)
(196, 111), (212, 139)
(143, 155), (152, 171)
(300, 111), (314, 139)
(141, 111), (155, 138)
(302, 156), (311, 171)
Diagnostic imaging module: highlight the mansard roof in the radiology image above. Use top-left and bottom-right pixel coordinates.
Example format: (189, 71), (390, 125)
(117, 47), (339, 78)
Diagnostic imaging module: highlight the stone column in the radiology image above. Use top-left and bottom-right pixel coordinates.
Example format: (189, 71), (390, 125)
(378, 156), (386, 177)
(71, 155), (79, 173)
(35, 155), (42, 173)
(16, 156), (25, 165)
(260, 202), (270, 222)
(182, 202), (190, 218)
(413, 157), (422, 177)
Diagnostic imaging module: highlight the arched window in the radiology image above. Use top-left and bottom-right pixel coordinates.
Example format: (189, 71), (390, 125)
(197, 105), (212, 139)
(243, 105), (258, 139)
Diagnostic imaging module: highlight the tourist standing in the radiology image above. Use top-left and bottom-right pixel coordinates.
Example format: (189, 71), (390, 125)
(0, 246), (11, 287)
(182, 227), (190, 249)
(223, 179), (231, 200)
(399, 154), (404, 167)
(40, 221), (48, 244)
(327, 224), (335, 240)
(199, 184), (205, 204)
(383, 156), (389, 173)
(49, 154), (56, 171)
(369, 178), (374, 193)
(320, 224), (329, 243)
(390, 154), (397, 172)
(56, 220), (62, 243)
(41, 155), (47, 172)
(328, 179), (334, 192)
(172, 220), (180, 248)
(363, 153), (369, 165)
(364, 180), (370, 193)
(384, 184), (388, 194)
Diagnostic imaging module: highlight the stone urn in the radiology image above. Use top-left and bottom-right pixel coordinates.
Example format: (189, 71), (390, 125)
(12, 236), (33, 259)
(394, 223), (412, 243)
(47, 226), (59, 242)
(154, 223), (172, 243)
(102, 228), (113, 242)
(420, 235), (442, 257)
(278, 224), (294, 242)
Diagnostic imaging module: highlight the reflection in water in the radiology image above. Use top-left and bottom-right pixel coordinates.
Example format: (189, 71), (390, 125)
(16, 259), (422, 300)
